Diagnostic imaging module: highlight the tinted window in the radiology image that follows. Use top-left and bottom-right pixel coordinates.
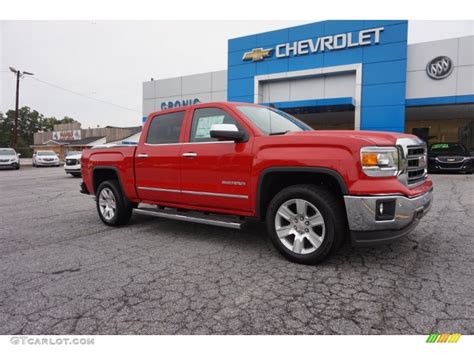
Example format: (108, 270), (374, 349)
(146, 111), (185, 144)
(236, 105), (311, 135)
(0, 149), (15, 156)
(430, 143), (467, 155)
(190, 108), (241, 143)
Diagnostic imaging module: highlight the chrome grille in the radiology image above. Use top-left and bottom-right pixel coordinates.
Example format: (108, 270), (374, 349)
(396, 137), (428, 187)
(406, 145), (427, 185)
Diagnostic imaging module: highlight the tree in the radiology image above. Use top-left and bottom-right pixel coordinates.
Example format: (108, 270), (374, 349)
(0, 106), (78, 157)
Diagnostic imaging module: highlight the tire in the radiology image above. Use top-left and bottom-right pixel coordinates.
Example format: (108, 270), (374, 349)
(72, 173), (81, 177)
(266, 184), (347, 264)
(96, 180), (133, 226)
(15, 164), (20, 170)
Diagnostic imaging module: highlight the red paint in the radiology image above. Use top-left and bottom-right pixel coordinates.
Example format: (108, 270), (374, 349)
(81, 102), (432, 216)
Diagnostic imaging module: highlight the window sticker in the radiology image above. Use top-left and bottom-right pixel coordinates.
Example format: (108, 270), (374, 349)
(195, 115), (224, 139)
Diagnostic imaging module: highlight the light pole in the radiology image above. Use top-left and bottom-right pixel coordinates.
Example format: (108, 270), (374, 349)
(9, 67), (34, 149)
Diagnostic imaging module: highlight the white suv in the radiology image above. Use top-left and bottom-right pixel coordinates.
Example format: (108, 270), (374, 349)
(64, 152), (82, 177)
(32, 150), (60, 167)
(0, 148), (20, 170)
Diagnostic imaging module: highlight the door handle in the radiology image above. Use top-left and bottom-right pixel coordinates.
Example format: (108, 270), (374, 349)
(182, 152), (197, 158)
(137, 153), (148, 158)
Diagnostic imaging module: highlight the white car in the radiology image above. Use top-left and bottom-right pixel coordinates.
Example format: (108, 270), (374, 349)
(0, 148), (20, 170)
(64, 152), (82, 177)
(32, 150), (60, 167)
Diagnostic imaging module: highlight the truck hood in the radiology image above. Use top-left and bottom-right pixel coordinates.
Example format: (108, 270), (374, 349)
(287, 130), (416, 146)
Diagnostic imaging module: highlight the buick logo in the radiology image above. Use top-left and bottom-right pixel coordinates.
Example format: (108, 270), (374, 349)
(426, 56), (453, 80)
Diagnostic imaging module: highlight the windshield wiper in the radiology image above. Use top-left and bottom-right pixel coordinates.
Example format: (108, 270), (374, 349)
(269, 130), (289, 136)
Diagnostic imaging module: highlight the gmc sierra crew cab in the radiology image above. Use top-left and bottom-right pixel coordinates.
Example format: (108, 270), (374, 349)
(80, 102), (433, 264)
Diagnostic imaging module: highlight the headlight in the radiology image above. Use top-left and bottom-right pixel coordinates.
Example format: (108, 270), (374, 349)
(360, 147), (399, 177)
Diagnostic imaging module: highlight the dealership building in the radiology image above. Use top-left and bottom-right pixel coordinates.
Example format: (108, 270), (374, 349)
(143, 20), (474, 149)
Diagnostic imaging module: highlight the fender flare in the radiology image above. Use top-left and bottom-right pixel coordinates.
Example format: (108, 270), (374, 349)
(92, 166), (125, 195)
(255, 166), (349, 219)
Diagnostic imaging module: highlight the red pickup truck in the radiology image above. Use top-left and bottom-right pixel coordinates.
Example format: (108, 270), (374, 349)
(81, 102), (433, 264)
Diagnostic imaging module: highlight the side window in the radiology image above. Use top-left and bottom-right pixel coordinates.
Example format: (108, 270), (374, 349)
(146, 111), (185, 144)
(190, 108), (241, 143)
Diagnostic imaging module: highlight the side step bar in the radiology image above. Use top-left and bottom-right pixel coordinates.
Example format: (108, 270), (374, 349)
(133, 207), (245, 229)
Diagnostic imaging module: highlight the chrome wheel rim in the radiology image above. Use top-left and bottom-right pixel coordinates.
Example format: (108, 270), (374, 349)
(99, 187), (117, 221)
(274, 198), (326, 255)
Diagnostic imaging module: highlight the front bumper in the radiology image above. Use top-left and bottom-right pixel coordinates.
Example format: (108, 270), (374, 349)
(35, 160), (60, 166)
(0, 162), (18, 168)
(344, 187), (433, 246)
(65, 164), (81, 173)
(428, 159), (472, 172)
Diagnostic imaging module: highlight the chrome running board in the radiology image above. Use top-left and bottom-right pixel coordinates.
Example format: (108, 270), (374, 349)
(133, 207), (245, 229)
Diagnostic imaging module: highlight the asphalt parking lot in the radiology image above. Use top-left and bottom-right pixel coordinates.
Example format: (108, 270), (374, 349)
(0, 167), (473, 335)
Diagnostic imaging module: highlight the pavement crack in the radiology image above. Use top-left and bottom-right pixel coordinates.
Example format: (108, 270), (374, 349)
(50, 268), (81, 275)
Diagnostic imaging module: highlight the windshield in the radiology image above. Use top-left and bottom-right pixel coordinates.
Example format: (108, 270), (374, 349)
(0, 149), (15, 156)
(429, 143), (467, 155)
(37, 151), (56, 156)
(236, 106), (312, 135)
(66, 151), (82, 156)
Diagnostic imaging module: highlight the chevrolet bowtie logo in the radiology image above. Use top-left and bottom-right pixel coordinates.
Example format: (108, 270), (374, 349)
(242, 47), (273, 62)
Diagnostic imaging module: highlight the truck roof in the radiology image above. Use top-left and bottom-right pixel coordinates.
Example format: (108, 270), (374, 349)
(147, 101), (259, 118)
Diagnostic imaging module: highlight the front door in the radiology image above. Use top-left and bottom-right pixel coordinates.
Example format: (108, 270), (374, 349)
(180, 107), (254, 212)
(135, 110), (186, 204)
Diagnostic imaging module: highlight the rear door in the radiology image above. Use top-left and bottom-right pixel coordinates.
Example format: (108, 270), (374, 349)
(135, 110), (186, 204)
(179, 106), (254, 212)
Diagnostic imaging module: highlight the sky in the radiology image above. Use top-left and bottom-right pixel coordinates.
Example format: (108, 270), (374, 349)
(1, 20), (473, 128)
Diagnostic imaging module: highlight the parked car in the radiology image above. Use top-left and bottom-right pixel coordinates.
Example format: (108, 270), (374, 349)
(0, 148), (20, 170)
(32, 150), (60, 167)
(428, 143), (473, 174)
(80, 102), (433, 264)
(64, 151), (82, 177)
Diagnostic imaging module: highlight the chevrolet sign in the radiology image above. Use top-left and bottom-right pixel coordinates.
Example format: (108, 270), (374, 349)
(242, 27), (384, 62)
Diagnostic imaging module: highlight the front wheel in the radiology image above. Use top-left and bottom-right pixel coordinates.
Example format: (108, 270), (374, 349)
(266, 184), (347, 264)
(96, 180), (133, 226)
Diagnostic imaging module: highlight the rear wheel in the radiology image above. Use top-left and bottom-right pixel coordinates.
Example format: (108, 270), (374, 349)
(96, 180), (133, 226)
(266, 184), (347, 264)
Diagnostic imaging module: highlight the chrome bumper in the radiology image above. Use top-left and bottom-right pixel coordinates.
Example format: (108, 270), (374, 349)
(36, 161), (59, 166)
(344, 188), (433, 245)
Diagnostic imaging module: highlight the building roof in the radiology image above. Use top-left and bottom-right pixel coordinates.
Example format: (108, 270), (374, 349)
(31, 136), (105, 147)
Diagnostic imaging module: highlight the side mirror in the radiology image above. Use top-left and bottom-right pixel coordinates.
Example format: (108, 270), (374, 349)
(17, 153), (21, 157)
(210, 124), (247, 142)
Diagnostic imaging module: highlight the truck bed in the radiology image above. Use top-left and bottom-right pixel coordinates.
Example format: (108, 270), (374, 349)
(82, 145), (138, 200)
